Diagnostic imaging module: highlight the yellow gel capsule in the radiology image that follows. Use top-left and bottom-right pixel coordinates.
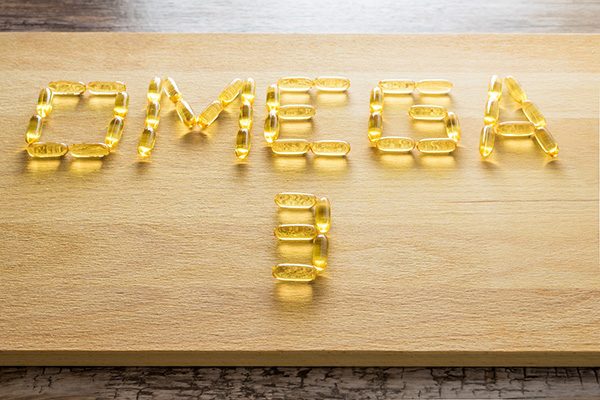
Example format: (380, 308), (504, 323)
(27, 142), (68, 158)
(315, 197), (331, 233)
(275, 193), (317, 209)
(416, 138), (457, 154)
(271, 139), (311, 155)
(312, 234), (328, 272)
(479, 125), (495, 157)
(378, 79), (415, 94)
(235, 128), (250, 159)
(239, 100), (253, 129)
(69, 143), (110, 158)
(314, 76), (350, 91)
(277, 77), (314, 91)
(504, 75), (527, 103)
(138, 126), (156, 157)
(218, 78), (243, 106)
(163, 77), (182, 103)
(369, 87), (383, 112)
(105, 116), (124, 148)
(497, 121), (535, 137)
(147, 77), (163, 102)
(266, 84), (280, 112)
(408, 105), (447, 120)
(272, 264), (318, 282)
(241, 78), (256, 104)
(488, 75), (502, 100)
(368, 112), (382, 143)
(113, 91), (129, 117)
(25, 114), (43, 144)
(36, 88), (53, 118)
(416, 79), (453, 94)
(145, 100), (161, 129)
(376, 137), (415, 152)
(445, 111), (461, 142)
(175, 99), (197, 128)
(533, 127), (559, 157)
(522, 100), (546, 127)
(274, 224), (318, 241)
(87, 81), (126, 95)
(198, 100), (224, 128)
(310, 140), (351, 156)
(48, 81), (86, 95)
(484, 98), (499, 125)
(264, 110), (279, 143)
(278, 105), (316, 120)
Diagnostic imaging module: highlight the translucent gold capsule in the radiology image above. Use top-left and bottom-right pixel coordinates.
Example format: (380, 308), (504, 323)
(266, 84), (280, 112)
(271, 139), (311, 155)
(484, 98), (499, 125)
(113, 91), (129, 117)
(378, 79), (415, 94)
(408, 105), (447, 120)
(312, 234), (329, 272)
(416, 79), (453, 94)
(36, 88), (53, 118)
(145, 100), (161, 129)
(522, 100), (546, 127)
(147, 77), (163, 102)
(497, 121), (535, 137)
(488, 75), (502, 100)
(48, 81), (86, 95)
(235, 128), (250, 159)
(504, 75), (527, 103)
(241, 78), (256, 104)
(368, 112), (382, 143)
(445, 111), (461, 142)
(314, 76), (350, 91)
(198, 100), (224, 128)
(25, 114), (43, 144)
(87, 81), (126, 95)
(272, 264), (318, 282)
(479, 125), (495, 157)
(274, 224), (318, 240)
(275, 193), (317, 209)
(105, 116), (124, 148)
(310, 140), (351, 156)
(175, 99), (197, 128)
(138, 126), (156, 157)
(218, 78), (243, 106)
(277, 77), (313, 91)
(239, 100), (253, 129)
(315, 197), (331, 233)
(27, 142), (68, 158)
(277, 105), (316, 120)
(369, 87), (383, 112)
(416, 138), (457, 154)
(533, 127), (559, 157)
(264, 110), (279, 143)
(163, 77), (182, 103)
(69, 143), (110, 158)
(376, 137), (415, 152)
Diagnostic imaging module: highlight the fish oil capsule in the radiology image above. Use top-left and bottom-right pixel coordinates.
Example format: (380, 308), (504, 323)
(416, 79), (453, 94)
(314, 76), (350, 91)
(27, 142), (68, 158)
(272, 264), (318, 282)
(145, 100), (161, 129)
(241, 78), (256, 104)
(163, 77), (182, 103)
(368, 112), (383, 143)
(484, 98), (499, 125)
(312, 234), (329, 272)
(445, 111), (461, 142)
(105, 116), (124, 148)
(147, 77), (163, 102)
(277, 105), (316, 120)
(266, 84), (280, 112)
(378, 79), (415, 94)
(264, 110), (279, 143)
(48, 81), (86, 95)
(277, 77), (314, 91)
(408, 105), (447, 120)
(235, 128), (250, 159)
(315, 197), (331, 233)
(533, 127), (559, 157)
(504, 75), (527, 103)
(310, 140), (351, 156)
(376, 137), (415, 152)
(488, 75), (502, 100)
(175, 99), (197, 128)
(138, 126), (156, 157)
(271, 139), (311, 155)
(275, 193), (317, 209)
(36, 88), (53, 118)
(369, 87), (383, 113)
(25, 114), (43, 144)
(274, 224), (318, 240)
(479, 125), (495, 157)
(198, 100), (224, 128)
(522, 100), (546, 127)
(69, 143), (110, 158)
(416, 138), (457, 154)
(87, 81), (126, 95)
(218, 78), (243, 106)
(239, 100), (253, 129)
(497, 121), (535, 137)
(113, 91), (129, 117)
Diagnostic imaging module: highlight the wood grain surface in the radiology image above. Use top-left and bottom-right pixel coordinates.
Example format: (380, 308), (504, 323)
(0, 33), (598, 367)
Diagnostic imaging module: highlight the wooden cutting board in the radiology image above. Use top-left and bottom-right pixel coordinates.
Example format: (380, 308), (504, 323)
(0, 33), (598, 366)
